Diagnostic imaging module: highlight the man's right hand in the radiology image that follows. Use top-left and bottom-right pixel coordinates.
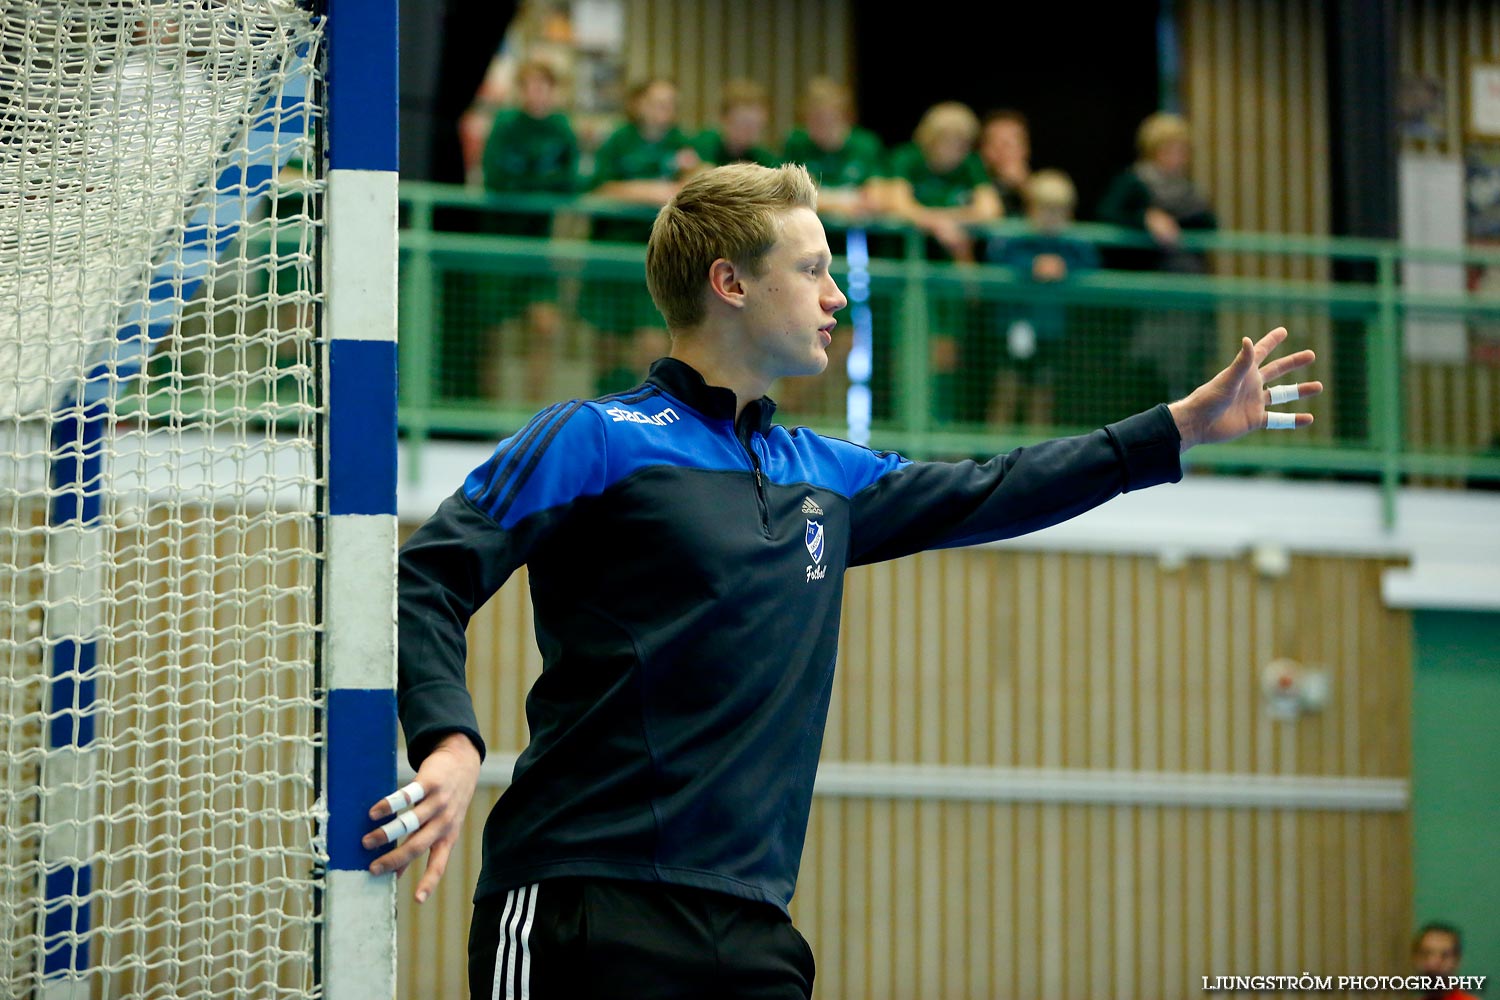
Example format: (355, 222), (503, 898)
(363, 731), (482, 904)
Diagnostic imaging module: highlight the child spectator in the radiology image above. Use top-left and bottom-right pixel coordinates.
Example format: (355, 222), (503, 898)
(481, 58), (579, 211)
(774, 77), (885, 419)
(979, 109), (1031, 219)
(692, 79), (778, 167)
(587, 78), (699, 393)
(885, 101), (1000, 262)
(475, 58), (581, 405)
(590, 77), (699, 219)
(780, 77), (885, 219)
(986, 170), (1098, 427)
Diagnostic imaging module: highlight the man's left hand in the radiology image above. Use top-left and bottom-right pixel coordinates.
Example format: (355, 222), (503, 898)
(1168, 326), (1323, 452)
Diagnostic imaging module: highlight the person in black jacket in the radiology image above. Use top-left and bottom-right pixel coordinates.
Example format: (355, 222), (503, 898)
(1097, 111), (1217, 270)
(365, 162), (1321, 1000)
(1098, 112), (1220, 405)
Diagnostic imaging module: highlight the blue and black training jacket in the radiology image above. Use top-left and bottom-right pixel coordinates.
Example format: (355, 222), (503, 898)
(397, 357), (1183, 913)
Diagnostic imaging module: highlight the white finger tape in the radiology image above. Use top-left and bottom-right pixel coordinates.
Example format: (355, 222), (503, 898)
(1268, 384), (1300, 405)
(381, 781), (425, 814)
(378, 809), (422, 843)
(1266, 411), (1297, 430)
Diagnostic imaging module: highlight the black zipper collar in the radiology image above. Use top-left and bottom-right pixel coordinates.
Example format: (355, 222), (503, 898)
(645, 357), (777, 437)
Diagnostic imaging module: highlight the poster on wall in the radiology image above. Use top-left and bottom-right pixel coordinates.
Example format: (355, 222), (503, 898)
(1400, 154), (1467, 363)
(1400, 75), (1447, 144)
(1465, 144), (1500, 241)
(1469, 63), (1500, 139)
(1469, 262), (1500, 365)
(1464, 147), (1500, 367)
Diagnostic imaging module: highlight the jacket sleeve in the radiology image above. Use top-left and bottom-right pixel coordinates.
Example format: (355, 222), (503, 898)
(397, 402), (606, 768)
(1097, 170), (1151, 229)
(846, 405), (1182, 566)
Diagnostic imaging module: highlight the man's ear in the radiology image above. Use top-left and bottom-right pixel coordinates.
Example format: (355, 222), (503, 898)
(706, 258), (746, 310)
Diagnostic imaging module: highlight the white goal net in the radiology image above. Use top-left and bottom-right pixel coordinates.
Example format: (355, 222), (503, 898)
(0, 2), (328, 997)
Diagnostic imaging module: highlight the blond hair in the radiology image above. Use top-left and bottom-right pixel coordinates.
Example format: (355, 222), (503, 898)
(1025, 169), (1076, 209)
(801, 76), (854, 117)
(720, 78), (769, 116)
(647, 163), (819, 330)
(515, 58), (559, 88)
(914, 101), (980, 151)
(1136, 111), (1190, 159)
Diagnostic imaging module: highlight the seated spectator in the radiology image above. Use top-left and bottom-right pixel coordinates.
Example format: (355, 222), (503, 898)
(586, 78), (699, 394)
(979, 109), (1030, 218)
(885, 101), (1000, 423)
(985, 170), (1098, 428)
(590, 77), (699, 220)
(780, 77), (885, 219)
(474, 58), (580, 406)
(885, 101), (1000, 262)
(693, 79), (779, 167)
(1098, 111), (1218, 402)
(774, 77), (885, 419)
(481, 58), (579, 213)
(1411, 922), (1480, 1000)
(1097, 111), (1216, 272)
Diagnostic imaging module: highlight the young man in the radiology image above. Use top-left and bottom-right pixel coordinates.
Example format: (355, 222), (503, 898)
(1412, 923), (1482, 1000)
(368, 163), (1321, 999)
(978, 108), (1032, 218)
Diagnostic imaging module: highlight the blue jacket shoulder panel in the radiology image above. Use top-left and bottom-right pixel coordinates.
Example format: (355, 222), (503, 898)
(594, 389), (751, 481)
(758, 425), (908, 498)
(461, 388), (776, 531)
(462, 401), (607, 529)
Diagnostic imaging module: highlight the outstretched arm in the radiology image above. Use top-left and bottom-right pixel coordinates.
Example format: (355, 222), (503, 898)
(1168, 326), (1323, 451)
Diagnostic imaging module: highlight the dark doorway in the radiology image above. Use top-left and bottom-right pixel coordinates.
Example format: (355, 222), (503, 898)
(853, 5), (1163, 219)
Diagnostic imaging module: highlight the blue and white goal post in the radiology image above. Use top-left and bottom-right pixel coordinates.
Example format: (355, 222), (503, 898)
(320, 1), (402, 998)
(0, 2), (398, 998)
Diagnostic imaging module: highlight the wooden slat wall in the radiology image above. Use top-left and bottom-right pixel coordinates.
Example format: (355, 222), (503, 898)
(621, 0), (853, 142)
(796, 802), (1409, 1000)
(1180, 0), (1337, 442)
(396, 542), (1414, 1000)
(1400, 0), (1500, 456)
(801, 549), (1411, 1000)
(1181, 0), (1331, 242)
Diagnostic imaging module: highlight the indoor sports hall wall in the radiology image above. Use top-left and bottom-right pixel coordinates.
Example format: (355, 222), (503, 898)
(1176, 0), (1340, 448)
(1397, 0), (1500, 459)
(620, 0), (853, 142)
(1173, 0), (1500, 460)
(1179, 0), (1331, 242)
(393, 537), (1414, 1000)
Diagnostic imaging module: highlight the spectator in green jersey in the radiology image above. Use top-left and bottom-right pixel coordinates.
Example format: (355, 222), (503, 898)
(588, 78), (700, 394)
(885, 102), (1000, 423)
(781, 76), (884, 220)
(476, 58), (581, 405)
(692, 79), (778, 168)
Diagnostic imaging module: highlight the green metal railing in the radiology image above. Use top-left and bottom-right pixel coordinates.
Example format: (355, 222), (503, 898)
(397, 182), (1500, 526)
